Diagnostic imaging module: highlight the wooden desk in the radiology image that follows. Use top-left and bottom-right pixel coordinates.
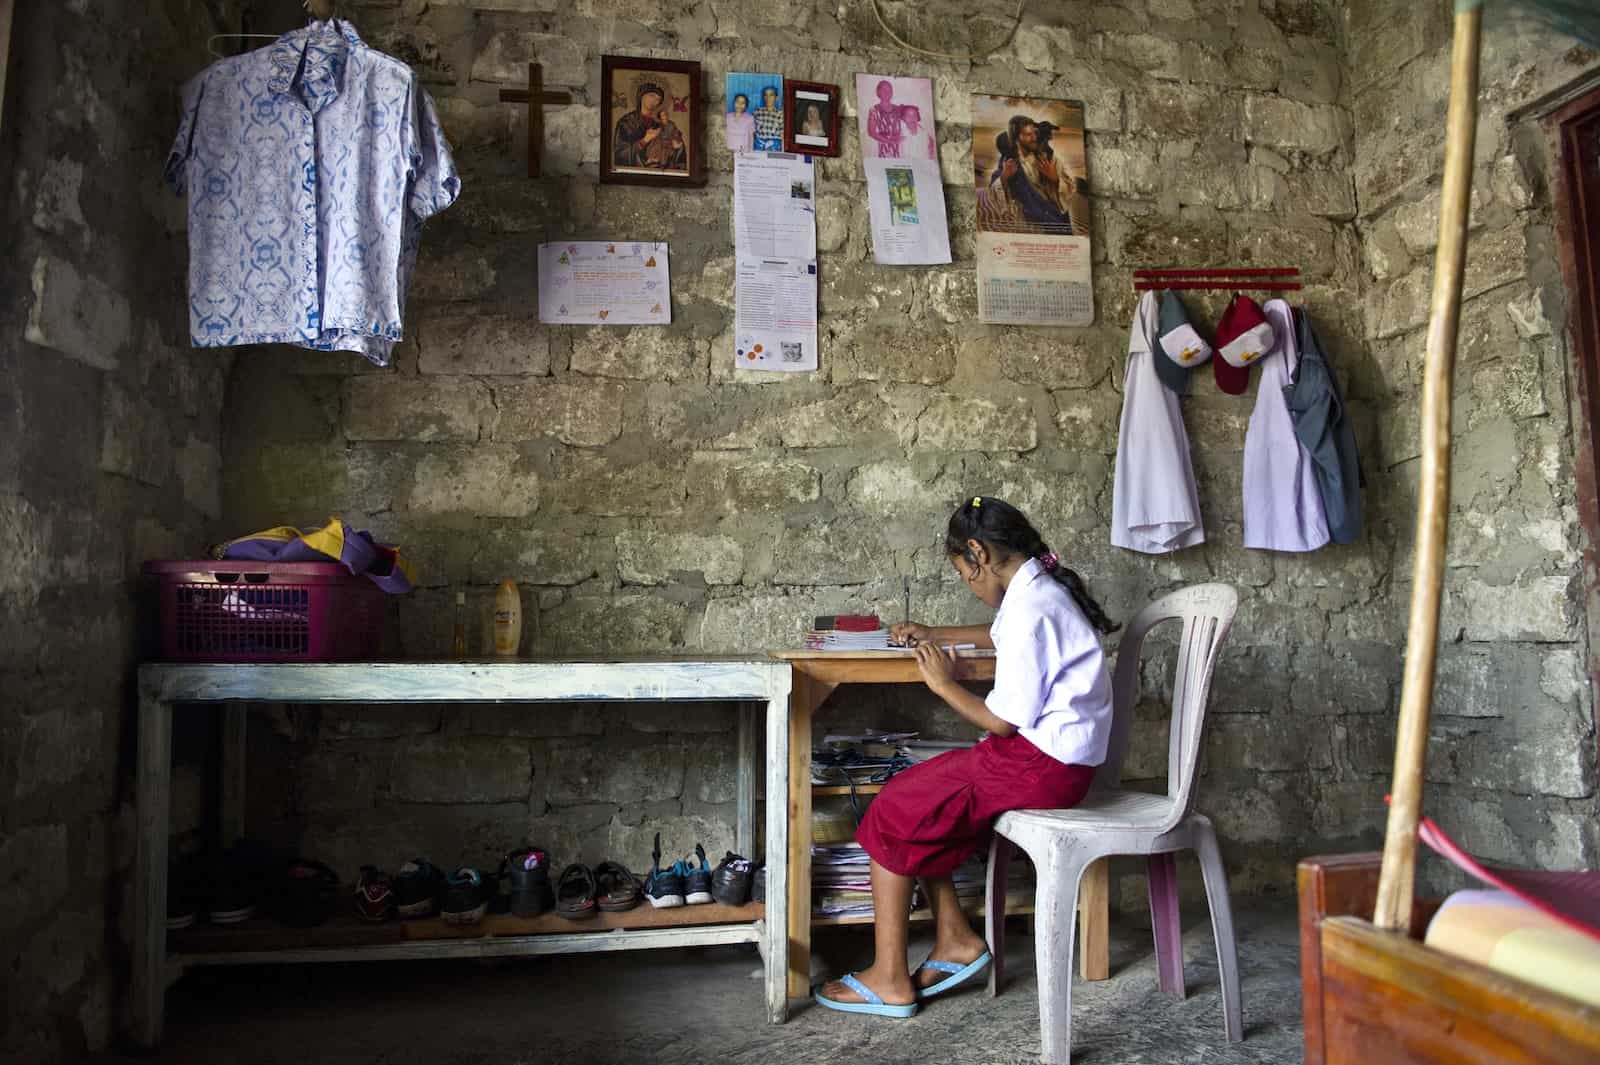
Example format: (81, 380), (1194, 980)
(770, 650), (1109, 998)
(132, 658), (792, 1047)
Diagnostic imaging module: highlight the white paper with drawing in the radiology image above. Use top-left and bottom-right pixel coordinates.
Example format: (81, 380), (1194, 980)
(537, 241), (671, 325)
(734, 256), (817, 372)
(734, 152), (817, 261)
(855, 74), (950, 265)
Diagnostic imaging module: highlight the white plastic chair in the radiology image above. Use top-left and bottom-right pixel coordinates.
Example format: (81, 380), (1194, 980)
(984, 582), (1242, 1065)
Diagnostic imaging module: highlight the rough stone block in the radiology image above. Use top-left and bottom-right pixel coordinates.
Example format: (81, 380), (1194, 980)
(544, 452), (685, 516)
(1114, 214), (1229, 267)
(1128, 83), (1236, 141)
(344, 378), (489, 442)
(606, 811), (733, 873)
(1052, 388), (1123, 453)
(1209, 714), (1333, 772)
(493, 380), (625, 447)
(542, 593), (689, 654)
(770, 523), (886, 586)
(25, 256), (129, 370)
(1101, 32), (1181, 78)
(977, 329), (1114, 390)
(1453, 576), (1576, 644)
(1243, 95), (1349, 154)
(462, 704), (606, 738)
(470, 527), (607, 586)
(98, 382), (169, 486)
(616, 529), (743, 585)
(0, 823), (69, 937)
(409, 245), (498, 302)
(471, 31), (585, 86)
(846, 458), (965, 515)
(321, 706), (443, 740)
(408, 447), (537, 517)
(1462, 226), (1527, 299)
(686, 453), (820, 512)
(387, 737), (532, 804)
(298, 746), (381, 813)
(916, 394), (1038, 452)
(175, 435), (222, 519)
(835, 325), (956, 385)
(570, 328), (705, 382)
(417, 316), (551, 376)
(776, 390), (915, 450)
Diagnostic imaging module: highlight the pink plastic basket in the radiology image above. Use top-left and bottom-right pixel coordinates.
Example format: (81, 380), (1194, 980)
(143, 561), (387, 663)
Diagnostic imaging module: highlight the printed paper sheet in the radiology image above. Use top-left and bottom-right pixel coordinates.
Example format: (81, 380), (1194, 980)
(734, 152), (817, 262)
(537, 241), (671, 325)
(734, 256), (818, 373)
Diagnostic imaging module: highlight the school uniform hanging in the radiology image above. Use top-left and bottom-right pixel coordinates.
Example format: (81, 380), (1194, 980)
(1242, 300), (1330, 551)
(1284, 308), (1365, 544)
(165, 19), (459, 365)
(1111, 291), (1205, 554)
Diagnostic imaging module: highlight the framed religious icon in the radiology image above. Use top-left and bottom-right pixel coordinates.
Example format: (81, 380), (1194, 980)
(783, 80), (841, 157)
(600, 55), (706, 187)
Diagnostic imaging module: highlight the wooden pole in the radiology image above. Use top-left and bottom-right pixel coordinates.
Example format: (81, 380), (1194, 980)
(1373, 5), (1482, 932)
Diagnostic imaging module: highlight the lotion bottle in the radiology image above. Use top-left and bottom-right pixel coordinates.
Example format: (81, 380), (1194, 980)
(493, 579), (522, 656)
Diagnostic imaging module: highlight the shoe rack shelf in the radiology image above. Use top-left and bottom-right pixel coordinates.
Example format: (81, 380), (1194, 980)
(133, 659), (796, 1048)
(171, 902), (767, 958)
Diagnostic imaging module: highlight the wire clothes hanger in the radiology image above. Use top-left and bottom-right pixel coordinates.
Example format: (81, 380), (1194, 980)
(206, 0), (338, 59)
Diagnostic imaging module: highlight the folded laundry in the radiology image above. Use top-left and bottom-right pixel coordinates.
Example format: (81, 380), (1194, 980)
(215, 518), (414, 594)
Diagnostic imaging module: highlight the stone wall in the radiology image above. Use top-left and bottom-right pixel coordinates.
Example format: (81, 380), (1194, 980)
(0, 0), (239, 1056)
(1345, 1), (1600, 887)
(226, 0), (1399, 904)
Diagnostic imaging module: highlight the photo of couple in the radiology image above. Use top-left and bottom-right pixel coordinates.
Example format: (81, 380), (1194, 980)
(972, 94), (1091, 237)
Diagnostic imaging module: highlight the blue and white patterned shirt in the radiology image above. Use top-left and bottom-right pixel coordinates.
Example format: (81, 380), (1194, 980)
(165, 20), (459, 365)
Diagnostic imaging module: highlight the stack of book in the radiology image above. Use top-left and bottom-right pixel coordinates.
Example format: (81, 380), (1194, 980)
(811, 841), (1036, 919)
(803, 614), (896, 651)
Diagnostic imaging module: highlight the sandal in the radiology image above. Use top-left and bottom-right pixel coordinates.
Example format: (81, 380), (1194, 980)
(813, 973), (919, 1018)
(593, 861), (642, 912)
(555, 863), (597, 920)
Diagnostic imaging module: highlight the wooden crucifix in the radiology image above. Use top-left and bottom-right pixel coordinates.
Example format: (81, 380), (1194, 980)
(498, 63), (574, 179)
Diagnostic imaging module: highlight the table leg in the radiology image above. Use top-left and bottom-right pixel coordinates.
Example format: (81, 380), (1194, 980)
(735, 702), (757, 859)
(132, 690), (173, 1048)
(220, 702), (247, 848)
(1078, 856), (1110, 981)
(764, 671), (792, 1023)
(786, 671), (835, 999)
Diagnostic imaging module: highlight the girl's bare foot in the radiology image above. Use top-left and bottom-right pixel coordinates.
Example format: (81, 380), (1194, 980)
(819, 961), (917, 1005)
(914, 929), (991, 988)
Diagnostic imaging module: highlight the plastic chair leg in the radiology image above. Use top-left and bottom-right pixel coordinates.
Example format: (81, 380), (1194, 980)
(986, 834), (1015, 997)
(1034, 848), (1086, 1065)
(1195, 821), (1243, 1042)
(1147, 852), (1185, 999)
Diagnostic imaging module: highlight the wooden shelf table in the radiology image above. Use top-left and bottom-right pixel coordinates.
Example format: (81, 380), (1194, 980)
(132, 658), (793, 1047)
(770, 649), (1109, 998)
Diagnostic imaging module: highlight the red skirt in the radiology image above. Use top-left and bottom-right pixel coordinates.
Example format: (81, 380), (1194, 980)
(855, 732), (1095, 878)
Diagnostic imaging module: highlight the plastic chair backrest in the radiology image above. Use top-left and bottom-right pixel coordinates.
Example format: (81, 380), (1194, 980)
(1093, 583), (1239, 832)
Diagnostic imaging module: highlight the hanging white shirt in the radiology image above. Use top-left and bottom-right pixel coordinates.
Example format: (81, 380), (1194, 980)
(1243, 300), (1330, 551)
(1111, 291), (1205, 553)
(984, 559), (1115, 767)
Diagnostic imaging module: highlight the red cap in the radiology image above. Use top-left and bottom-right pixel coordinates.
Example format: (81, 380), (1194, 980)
(1212, 295), (1275, 396)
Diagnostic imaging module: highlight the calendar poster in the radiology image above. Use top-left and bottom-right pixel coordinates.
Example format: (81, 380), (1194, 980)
(972, 94), (1094, 326)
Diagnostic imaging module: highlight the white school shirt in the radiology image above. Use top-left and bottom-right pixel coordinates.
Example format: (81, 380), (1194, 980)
(1243, 300), (1330, 551)
(984, 558), (1115, 767)
(1111, 291), (1205, 553)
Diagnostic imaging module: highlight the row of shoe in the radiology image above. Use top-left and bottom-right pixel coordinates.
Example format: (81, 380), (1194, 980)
(167, 843), (340, 930)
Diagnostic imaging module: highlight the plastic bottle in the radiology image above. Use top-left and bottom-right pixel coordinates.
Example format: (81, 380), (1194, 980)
(452, 591), (467, 659)
(493, 580), (522, 656)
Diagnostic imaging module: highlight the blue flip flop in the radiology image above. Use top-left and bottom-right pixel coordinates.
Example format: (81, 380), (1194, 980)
(813, 973), (920, 1018)
(914, 952), (993, 1000)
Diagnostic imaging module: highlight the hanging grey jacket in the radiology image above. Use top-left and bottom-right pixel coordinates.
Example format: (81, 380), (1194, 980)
(1284, 308), (1364, 544)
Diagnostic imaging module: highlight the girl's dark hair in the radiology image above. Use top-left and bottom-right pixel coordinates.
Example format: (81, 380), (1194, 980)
(945, 495), (1119, 634)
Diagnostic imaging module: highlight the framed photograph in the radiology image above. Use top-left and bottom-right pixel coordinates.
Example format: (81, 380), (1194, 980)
(784, 80), (840, 157)
(727, 72), (783, 153)
(600, 55), (706, 187)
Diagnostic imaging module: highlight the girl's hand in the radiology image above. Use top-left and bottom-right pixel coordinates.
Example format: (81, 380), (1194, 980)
(890, 622), (933, 647)
(914, 642), (958, 692)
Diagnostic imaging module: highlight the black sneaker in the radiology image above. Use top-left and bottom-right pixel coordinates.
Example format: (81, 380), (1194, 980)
(271, 859), (339, 927)
(711, 851), (753, 906)
(354, 866), (395, 922)
(207, 842), (270, 924)
(501, 846), (555, 918)
(684, 844), (714, 905)
(441, 867), (489, 924)
(167, 853), (204, 930)
(642, 832), (684, 909)
(394, 858), (445, 918)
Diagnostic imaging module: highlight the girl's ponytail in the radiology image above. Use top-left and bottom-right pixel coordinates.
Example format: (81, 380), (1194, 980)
(946, 495), (1119, 635)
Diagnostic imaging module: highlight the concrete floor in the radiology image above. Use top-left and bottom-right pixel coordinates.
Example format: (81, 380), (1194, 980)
(111, 902), (1304, 1065)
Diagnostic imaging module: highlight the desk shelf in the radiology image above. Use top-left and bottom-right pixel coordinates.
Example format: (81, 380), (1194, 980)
(811, 782), (887, 797)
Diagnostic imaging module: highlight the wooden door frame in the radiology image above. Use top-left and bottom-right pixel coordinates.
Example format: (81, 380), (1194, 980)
(1548, 84), (1600, 770)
